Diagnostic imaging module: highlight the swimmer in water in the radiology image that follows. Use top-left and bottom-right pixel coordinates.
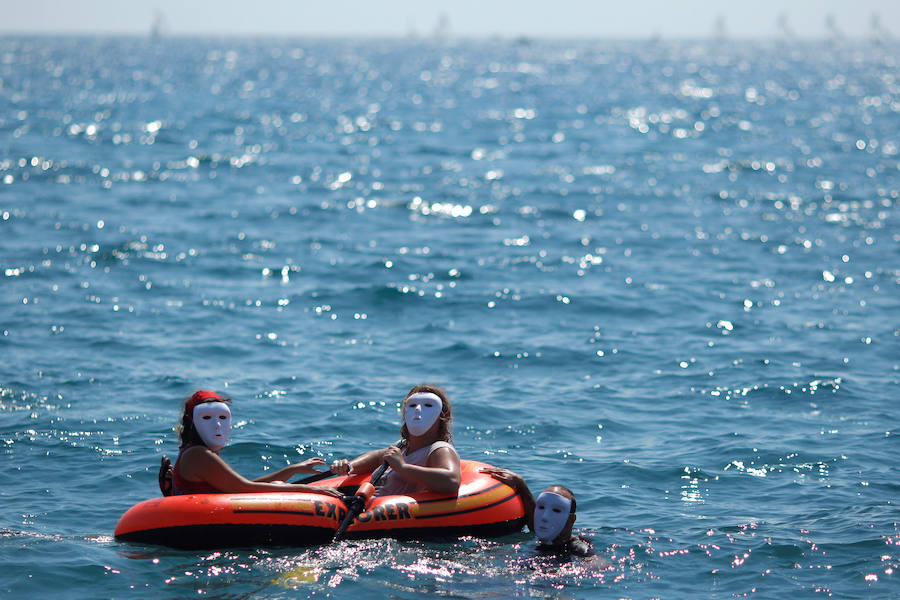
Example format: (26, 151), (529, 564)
(160, 390), (341, 497)
(480, 467), (598, 559)
(330, 384), (460, 496)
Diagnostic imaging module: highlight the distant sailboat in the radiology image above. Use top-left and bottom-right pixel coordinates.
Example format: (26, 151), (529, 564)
(712, 14), (727, 41)
(433, 12), (450, 43)
(150, 9), (168, 40)
(406, 18), (419, 40)
(825, 14), (843, 41)
(776, 13), (795, 40)
(870, 13), (892, 45)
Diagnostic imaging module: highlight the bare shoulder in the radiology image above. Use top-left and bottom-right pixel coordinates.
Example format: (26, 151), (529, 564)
(179, 445), (222, 474)
(427, 445), (460, 467)
(181, 445), (214, 460)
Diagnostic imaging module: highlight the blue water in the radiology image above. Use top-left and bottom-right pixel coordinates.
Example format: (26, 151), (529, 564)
(1, 35), (898, 598)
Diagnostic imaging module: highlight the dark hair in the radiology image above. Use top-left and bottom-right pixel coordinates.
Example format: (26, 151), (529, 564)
(175, 391), (232, 446)
(400, 384), (453, 443)
(546, 485), (577, 513)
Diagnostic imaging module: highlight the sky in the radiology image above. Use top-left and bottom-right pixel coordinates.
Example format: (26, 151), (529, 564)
(3, 0), (899, 39)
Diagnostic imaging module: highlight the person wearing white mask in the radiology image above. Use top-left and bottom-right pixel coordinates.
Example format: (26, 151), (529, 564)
(479, 467), (595, 558)
(166, 390), (341, 497)
(330, 385), (460, 496)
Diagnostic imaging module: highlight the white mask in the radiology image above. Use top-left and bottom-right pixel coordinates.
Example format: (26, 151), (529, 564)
(404, 392), (443, 437)
(534, 491), (573, 544)
(193, 402), (232, 451)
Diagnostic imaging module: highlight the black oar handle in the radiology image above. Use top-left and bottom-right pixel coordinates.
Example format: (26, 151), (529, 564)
(333, 439), (404, 540)
(334, 494), (366, 539)
(334, 472), (382, 540)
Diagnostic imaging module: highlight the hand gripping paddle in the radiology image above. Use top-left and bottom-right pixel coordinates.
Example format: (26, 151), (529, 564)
(333, 440), (405, 541)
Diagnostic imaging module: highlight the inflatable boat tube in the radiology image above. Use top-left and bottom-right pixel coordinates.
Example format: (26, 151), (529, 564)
(115, 459), (525, 549)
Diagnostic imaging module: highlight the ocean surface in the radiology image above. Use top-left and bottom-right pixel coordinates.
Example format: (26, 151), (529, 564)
(1, 34), (898, 598)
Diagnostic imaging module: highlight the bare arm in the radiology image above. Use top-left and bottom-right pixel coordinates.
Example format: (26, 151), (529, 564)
(254, 457), (327, 482)
(179, 447), (341, 497)
(331, 448), (389, 476)
(387, 446), (461, 495)
(480, 467), (535, 531)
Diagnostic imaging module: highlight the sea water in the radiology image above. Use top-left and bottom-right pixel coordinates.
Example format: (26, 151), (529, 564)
(1, 35), (898, 598)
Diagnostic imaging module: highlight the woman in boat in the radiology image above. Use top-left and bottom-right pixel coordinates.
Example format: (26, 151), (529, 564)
(167, 390), (341, 497)
(330, 384), (460, 496)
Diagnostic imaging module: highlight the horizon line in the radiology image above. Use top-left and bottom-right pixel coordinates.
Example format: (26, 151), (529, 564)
(1, 30), (896, 43)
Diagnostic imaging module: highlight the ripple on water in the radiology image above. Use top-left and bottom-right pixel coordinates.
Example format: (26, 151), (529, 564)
(1, 35), (899, 599)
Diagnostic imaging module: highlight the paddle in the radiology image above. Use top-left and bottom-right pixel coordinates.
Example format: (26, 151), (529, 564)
(333, 440), (405, 541)
(294, 470), (336, 484)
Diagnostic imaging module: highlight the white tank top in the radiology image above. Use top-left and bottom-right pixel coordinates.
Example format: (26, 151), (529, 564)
(376, 441), (458, 496)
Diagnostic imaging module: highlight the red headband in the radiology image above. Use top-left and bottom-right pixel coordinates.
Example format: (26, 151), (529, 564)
(185, 390), (226, 419)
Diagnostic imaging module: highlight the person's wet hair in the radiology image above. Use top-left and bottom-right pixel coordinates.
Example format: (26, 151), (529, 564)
(546, 485), (576, 513)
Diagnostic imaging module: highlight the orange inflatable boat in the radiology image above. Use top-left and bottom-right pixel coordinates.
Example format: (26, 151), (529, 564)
(114, 459), (525, 549)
